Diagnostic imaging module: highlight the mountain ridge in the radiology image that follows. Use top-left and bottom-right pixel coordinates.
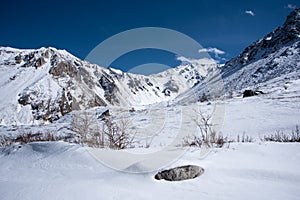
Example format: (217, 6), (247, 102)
(0, 46), (215, 124)
(0, 9), (299, 125)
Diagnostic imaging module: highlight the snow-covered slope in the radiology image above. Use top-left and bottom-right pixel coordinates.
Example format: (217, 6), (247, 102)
(222, 8), (300, 92)
(176, 8), (300, 104)
(0, 47), (216, 125)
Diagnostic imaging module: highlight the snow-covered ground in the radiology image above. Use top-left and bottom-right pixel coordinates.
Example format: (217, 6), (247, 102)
(1, 9), (300, 198)
(0, 142), (299, 200)
(0, 76), (300, 199)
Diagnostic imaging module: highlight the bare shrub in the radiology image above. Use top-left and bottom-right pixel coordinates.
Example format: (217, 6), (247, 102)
(103, 118), (136, 149)
(215, 133), (229, 148)
(71, 110), (135, 149)
(0, 135), (13, 147)
(193, 110), (213, 146)
(71, 110), (100, 145)
(143, 135), (154, 148)
(182, 132), (229, 148)
(236, 133), (255, 143)
(262, 126), (300, 142)
(0, 130), (76, 148)
(192, 110), (227, 147)
(182, 135), (203, 147)
(182, 110), (230, 148)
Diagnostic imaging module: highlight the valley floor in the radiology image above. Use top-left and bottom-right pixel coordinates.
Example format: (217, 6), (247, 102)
(0, 142), (299, 200)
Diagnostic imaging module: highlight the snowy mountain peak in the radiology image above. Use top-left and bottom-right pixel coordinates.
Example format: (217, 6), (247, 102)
(284, 8), (300, 30)
(1, 10), (300, 125)
(176, 9), (300, 104)
(0, 46), (217, 125)
(219, 9), (300, 93)
(222, 8), (300, 79)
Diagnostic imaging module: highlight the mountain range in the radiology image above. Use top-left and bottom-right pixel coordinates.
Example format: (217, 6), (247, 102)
(0, 8), (299, 125)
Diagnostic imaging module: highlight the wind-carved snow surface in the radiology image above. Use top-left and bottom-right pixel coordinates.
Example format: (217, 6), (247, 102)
(0, 142), (300, 200)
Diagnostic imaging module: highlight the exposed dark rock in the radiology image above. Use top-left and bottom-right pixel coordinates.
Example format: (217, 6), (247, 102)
(127, 78), (144, 92)
(154, 165), (204, 181)
(49, 61), (78, 77)
(10, 75), (16, 80)
(98, 109), (110, 120)
(145, 78), (153, 86)
(162, 80), (179, 96)
(15, 55), (22, 64)
(129, 107), (135, 112)
(99, 74), (118, 104)
(18, 93), (30, 105)
(35, 57), (46, 68)
(59, 91), (72, 116)
(243, 90), (264, 98)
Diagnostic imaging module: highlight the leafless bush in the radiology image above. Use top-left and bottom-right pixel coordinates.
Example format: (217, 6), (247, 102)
(185, 109), (253, 148)
(182, 132), (229, 148)
(103, 118), (136, 149)
(182, 135), (203, 147)
(0, 130), (76, 148)
(192, 110), (228, 147)
(193, 110), (212, 145)
(71, 110), (135, 149)
(236, 133), (255, 143)
(0, 135), (13, 147)
(182, 110), (230, 148)
(262, 126), (300, 142)
(71, 110), (100, 145)
(214, 133), (229, 148)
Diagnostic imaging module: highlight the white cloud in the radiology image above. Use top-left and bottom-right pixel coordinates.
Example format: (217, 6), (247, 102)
(177, 47), (226, 65)
(287, 4), (297, 9)
(245, 10), (255, 16)
(198, 47), (226, 62)
(176, 56), (216, 66)
(198, 47), (225, 55)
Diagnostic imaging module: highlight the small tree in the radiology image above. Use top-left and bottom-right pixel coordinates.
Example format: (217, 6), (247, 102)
(194, 111), (214, 146)
(71, 110), (103, 147)
(103, 118), (135, 149)
(191, 109), (225, 147)
(71, 110), (135, 149)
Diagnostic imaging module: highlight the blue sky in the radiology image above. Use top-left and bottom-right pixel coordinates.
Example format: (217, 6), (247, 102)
(0, 0), (298, 73)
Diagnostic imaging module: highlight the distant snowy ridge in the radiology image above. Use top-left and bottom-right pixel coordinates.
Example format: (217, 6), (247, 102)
(0, 46), (215, 125)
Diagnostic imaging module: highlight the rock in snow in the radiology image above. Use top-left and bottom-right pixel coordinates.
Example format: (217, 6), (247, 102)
(154, 165), (204, 181)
